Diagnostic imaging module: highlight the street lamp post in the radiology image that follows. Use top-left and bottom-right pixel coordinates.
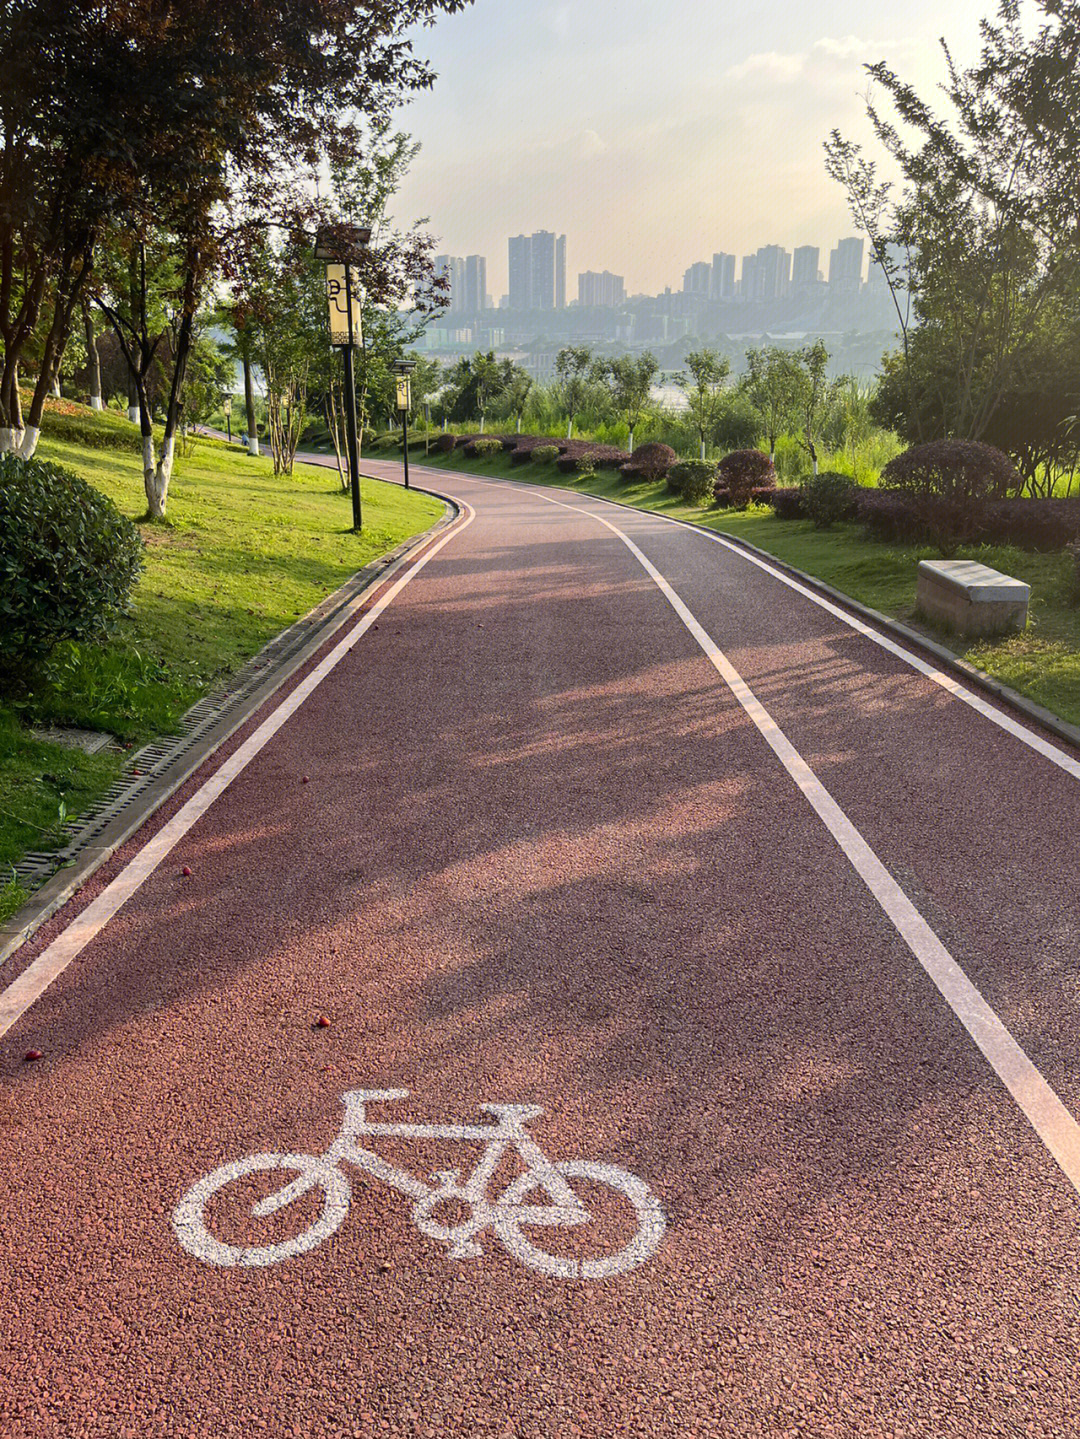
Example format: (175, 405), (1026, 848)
(316, 225), (371, 531)
(223, 394), (232, 445)
(393, 357), (417, 491)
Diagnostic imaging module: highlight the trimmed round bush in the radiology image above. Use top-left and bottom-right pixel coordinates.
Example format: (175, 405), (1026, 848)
(769, 487), (805, 520)
(532, 444), (559, 464)
(716, 450), (776, 509)
(628, 442), (676, 483)
(802, 471), (859, 529)
(668, 459), (717, 506)
(464, 437), (503, 458)
(432, 432), (456, 453)
(0, 454), (143, 673)
(879, 439), (1021, 556)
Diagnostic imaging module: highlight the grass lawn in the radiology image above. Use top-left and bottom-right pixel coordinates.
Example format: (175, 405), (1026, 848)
(397, 445), (1080, 732)
(0, 418), (444, 924)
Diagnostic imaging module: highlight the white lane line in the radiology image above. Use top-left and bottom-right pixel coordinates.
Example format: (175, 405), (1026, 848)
(527, 488), (1080, 1195)
(434, 465), (1080, 783)
(0, 506), (476, 1039)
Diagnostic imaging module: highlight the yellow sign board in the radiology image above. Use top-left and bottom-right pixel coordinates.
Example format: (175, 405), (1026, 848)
(395, 376), (412, 411)
(325, 265), (362, 346)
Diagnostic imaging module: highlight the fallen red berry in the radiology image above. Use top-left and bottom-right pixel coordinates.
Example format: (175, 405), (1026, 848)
(302, 776), (310, 784)
(181, 865), (192, 877)
(24, 1049), (41, 1062)
(316, 1015), (331, 1028)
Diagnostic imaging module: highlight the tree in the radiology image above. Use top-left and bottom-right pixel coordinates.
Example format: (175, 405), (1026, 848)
(676, 349), (730, 460)
(824, 0), (1080, 446)
(1, 0), (472, 474)
(499, 361), (533, 434)
(322, 120), (450, 477)
(597, 353), (657, 452)
(791, 342), (834, 476)
(742, 347), (801, 460)
(555, 346), (593, 439)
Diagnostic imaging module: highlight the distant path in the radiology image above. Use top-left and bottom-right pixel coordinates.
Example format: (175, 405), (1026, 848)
(2, 459), (1080, 1436)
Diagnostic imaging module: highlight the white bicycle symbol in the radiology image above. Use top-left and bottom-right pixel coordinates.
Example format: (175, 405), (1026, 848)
(173, 1089), (666, 1280)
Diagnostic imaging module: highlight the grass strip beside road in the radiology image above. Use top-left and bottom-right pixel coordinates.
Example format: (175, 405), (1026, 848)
(396, 446), (1080, 731)
(0, 426), (443, 923)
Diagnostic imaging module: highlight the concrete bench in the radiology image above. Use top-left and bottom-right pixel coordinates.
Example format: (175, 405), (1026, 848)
(916, 559), (1029, 637)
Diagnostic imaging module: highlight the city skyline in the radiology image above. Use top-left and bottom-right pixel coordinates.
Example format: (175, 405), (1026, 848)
(433, 230), (881, 310)
(395, 0), (989, 296)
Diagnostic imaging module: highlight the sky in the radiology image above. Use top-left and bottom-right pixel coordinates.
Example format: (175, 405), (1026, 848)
(392, 0), (992, 299)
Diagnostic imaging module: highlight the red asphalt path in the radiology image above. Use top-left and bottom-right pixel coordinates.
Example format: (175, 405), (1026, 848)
(3, 463), (1080, 1437)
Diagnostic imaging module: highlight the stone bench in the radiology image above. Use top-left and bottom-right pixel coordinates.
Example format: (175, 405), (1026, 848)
(916, 559), (1029, 637)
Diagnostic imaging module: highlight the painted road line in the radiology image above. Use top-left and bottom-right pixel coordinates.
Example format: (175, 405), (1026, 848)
(528, 488), (1080, 1196)
(431, 465), (1080, 785)
(0, 506), (476, 1039)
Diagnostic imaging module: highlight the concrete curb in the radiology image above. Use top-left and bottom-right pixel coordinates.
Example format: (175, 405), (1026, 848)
(0, 494), (460, 967)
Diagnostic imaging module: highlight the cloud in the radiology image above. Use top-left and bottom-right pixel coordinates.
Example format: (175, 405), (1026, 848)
(576, 129), (608, 159)
(814, 36), (870, 59)
(724, 51), (806, 83)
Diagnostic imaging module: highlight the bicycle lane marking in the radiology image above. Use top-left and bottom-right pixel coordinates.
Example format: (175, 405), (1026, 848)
(491, 482), (1080, 1198)
(0, 502), (476, 1040)
(170, 1089), (667, 1281)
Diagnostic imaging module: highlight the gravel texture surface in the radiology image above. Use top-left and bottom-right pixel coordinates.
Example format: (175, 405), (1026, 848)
(1, 465), (1079, 1437)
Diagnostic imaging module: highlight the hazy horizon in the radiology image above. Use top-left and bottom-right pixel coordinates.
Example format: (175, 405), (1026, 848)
(394, 0), (990, 299)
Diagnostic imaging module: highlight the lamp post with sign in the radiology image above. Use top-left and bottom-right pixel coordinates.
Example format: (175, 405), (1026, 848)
(315, 226), (371, 531)
(223, 394), (232, 444)
(393, 357), (417, 490)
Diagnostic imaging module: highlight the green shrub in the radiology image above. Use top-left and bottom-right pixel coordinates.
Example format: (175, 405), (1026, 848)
(532, 445), (559, 464)
(629, 442), (676, 482)
(466, 437), (503, 458)
(880, 439), (1021, 556)
(668, 459), (717, 506)
(432, 432), (457, 453)
(40, 406), (143, 453)
(802, 471), (859, 528)
(0, 455), (143, 674)
(716, 449), (776, 509)
(369, 432), (402, 452)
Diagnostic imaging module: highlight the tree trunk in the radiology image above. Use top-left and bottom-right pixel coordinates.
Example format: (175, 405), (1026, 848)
(243, 349), (258, 455)
(566, 417), (573, 439)
(85, 307), (103, 410)
(19, 245), (93, 459)
(145, 243), (199, 515)
(479, 412), (485, 434)
(628, 426), (634, 454)
(516, 414), (521, 434)
(700, 437), (706, 461)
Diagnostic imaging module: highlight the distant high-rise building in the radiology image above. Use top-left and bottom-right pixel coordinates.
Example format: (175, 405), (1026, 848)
(753, 245), (791, 300)
(508, 235), (531, 310)
(711, 253), (736, 300)
(739, 254), (757, 301)
(683, 261), (712, 296)
(508, 231), (566, 309)
(829, 237), (865, 291)
(792, 246), (820, 287)
(461, 255), (487, 313)
(578, 271), (625, 307)
(434, 255), (466, 312)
